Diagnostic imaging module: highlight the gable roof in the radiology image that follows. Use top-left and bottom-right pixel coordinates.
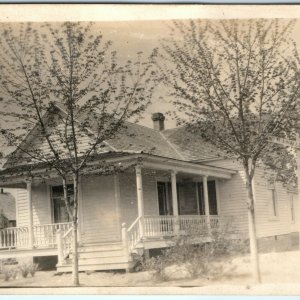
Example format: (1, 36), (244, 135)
(1, 103), (225, 170)
(106, 121), (183, 160)
(161, 127), (224, 161)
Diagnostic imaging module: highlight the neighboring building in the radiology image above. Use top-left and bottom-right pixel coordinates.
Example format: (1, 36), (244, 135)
(0, 104), (298, 272)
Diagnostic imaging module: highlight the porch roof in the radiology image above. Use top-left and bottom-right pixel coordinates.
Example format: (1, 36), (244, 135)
(87, 153), (236, 179)
(0, 151), (236, 187)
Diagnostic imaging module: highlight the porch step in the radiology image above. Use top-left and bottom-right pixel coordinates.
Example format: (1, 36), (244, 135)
(78, 256), (129, 265)
(73, 248), (125, 259)
(56, 261), (135, 273)
(58, 241), (138, 273)
(78, 243), (123, 252)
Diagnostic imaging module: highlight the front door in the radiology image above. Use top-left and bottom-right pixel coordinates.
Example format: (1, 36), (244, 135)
(51, 185), (74, 223)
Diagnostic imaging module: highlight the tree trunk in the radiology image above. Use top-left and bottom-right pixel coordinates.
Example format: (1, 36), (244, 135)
(244, 170), (261, 284)
(72, 174), (79, 286)
(72, 221), (79, 286)
(61, 175), (80, 285)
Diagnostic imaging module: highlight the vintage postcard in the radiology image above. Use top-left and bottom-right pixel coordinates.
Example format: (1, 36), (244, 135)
(0, 4), (299, 295)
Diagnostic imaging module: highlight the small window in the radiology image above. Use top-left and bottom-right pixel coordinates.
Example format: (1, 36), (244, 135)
(271, 189), (278, 217)
(290, 194), (295, 223)
(269, 188), (278, 218)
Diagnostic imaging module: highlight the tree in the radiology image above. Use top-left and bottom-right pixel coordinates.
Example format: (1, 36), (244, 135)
(160, 19), (300, 283)
(0, 22), (157, 285)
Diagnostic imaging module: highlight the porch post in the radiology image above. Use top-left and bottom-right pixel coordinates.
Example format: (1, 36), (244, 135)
(203, 175), (211, 234)
(27, 181), (34, 249)
(135, 166), (145, 237)
(171, 171), (180, 234)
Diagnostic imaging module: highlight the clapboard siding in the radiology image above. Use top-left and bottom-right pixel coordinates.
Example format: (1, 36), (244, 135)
(207, 159), (248, 235)
(32, 183), (52, 225)
(119, 172), (138, 227)
(143, 171), (160, 216)
(80, 175), (121, 243)
(207, 158), (299, 238)
(16, 189), (29, 227)
(119, 169), (159, 228)
(254, 168), (298, 238)
(16, 184), (52, 227)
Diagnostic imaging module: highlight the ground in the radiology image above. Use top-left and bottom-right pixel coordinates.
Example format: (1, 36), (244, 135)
(0, 250), (300, 295)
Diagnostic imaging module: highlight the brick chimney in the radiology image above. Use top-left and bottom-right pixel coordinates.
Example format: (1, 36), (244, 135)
(152, 113), (165, 131)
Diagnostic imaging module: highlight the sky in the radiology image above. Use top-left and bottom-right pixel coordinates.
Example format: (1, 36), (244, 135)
(1, 5), (300, 130)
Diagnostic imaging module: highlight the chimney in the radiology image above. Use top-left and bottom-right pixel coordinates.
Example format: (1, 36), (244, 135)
(152, 113), (165, 131)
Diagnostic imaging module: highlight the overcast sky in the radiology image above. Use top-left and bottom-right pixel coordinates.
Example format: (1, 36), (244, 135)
(1, 5), (300, 130)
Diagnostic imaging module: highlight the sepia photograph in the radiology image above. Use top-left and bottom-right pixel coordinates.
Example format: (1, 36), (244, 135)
(0, 4), (299, 295)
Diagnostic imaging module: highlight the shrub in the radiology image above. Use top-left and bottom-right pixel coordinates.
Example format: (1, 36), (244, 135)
(142, 255), (170, 282)
(18, 261), (39, 278)
(142, 218), (248, 281)
(0, 265), (18, 281)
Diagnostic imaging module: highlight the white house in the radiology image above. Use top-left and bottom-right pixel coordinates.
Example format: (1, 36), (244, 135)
(0, 105), (298, 272)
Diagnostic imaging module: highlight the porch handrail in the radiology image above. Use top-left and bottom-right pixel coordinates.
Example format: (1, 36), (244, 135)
(127, 216), (142, 252)
(127, 216), (141, 233)
(56, 225), (73, 266)
(62, 226), (73, 258)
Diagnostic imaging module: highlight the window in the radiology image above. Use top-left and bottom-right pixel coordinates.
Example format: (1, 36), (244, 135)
(197, 180), (218, 215)
(271, 189), (278, 217)
(157, 182), (173, 215)
(268, 187), (278, 219)
(290, 194), (295, 223)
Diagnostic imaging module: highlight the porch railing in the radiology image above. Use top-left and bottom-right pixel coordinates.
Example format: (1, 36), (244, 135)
(0, 226), (29, 249)
(144, 215), (176, 237)
(127, 216), (142, 252)
(0, 222), (72, 250)
(143, 215), (225, 237)
(33, 222), (73, 248)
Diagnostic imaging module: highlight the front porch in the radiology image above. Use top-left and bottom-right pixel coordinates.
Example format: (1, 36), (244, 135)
(0, 213), (237, 271)
(0, 154), (237, 271)
(0, 214), (224, 255)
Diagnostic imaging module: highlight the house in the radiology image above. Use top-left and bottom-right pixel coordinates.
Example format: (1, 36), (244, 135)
(0, 105), (298, 272)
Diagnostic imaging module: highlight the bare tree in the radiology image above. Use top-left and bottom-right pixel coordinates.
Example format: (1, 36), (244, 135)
(160, 19), (300, 283)
(0, 22), (157, 286)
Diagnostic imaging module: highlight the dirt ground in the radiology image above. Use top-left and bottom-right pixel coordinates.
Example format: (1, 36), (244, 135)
(0, 250), (300, 294)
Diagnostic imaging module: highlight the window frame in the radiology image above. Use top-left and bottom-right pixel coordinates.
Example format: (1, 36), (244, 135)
(268, 182), (279, 221)
(289, 193), (295, 224)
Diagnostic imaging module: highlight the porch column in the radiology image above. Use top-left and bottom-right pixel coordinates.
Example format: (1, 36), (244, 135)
(203, 175), (211, 234)
(171, 171), (180, 234)
(27, 181), (34, 249)
(135, 166), (144, 237)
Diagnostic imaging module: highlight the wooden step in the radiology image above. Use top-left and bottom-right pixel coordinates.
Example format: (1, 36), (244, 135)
(78, 256), (129, 265)
(73, 249), (125, 259)
(57, 261), (135, 273)
(78, 244), (124, 253)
